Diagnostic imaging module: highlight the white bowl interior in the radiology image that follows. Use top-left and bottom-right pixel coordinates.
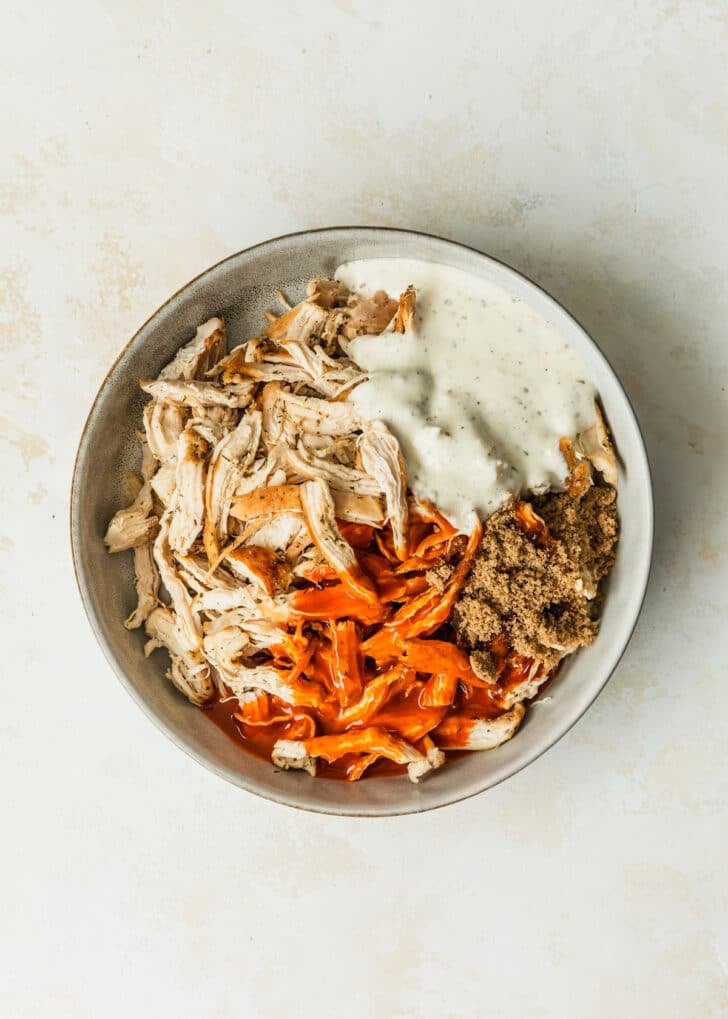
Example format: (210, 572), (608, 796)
(71, 228), (653, 815)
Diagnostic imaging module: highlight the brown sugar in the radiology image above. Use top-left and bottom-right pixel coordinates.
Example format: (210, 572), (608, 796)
(469, 648), (499, 682)
(452, 485), (619, 670)
(425, 561), (455, 593)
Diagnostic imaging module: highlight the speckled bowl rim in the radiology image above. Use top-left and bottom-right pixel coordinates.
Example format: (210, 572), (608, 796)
(70, 226), (654, 816)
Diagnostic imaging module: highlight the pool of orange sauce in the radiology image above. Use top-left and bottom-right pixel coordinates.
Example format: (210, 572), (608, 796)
(201, 696), (409, 780)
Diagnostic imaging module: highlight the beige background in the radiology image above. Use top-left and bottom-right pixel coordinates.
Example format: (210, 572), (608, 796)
(2, 2), (727, 1017)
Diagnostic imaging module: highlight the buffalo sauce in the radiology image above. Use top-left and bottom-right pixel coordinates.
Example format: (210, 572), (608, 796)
(201, 697), (408, 780)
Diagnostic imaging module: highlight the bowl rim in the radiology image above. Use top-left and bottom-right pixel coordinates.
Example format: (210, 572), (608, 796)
(70, 225), (655, 816)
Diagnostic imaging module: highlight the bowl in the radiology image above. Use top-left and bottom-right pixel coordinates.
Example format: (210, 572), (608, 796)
(71, 227), (653, 816)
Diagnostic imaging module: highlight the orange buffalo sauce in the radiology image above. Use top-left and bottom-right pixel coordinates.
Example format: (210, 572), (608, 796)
(203, 696), (409, 779)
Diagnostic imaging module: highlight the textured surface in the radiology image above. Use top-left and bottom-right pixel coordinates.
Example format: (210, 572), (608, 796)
(2, 1), (727, 1016)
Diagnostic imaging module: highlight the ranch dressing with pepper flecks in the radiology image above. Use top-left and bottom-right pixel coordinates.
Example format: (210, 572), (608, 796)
(337, 258), (596, 531)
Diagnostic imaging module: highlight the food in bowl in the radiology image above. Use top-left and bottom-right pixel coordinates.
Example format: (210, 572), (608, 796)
(104, 259), (619, 782)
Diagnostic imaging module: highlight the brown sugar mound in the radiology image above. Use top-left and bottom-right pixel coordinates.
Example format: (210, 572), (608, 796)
(452, 485), (619, 671)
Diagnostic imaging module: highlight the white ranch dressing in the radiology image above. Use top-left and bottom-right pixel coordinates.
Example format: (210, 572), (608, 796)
(336, 258), (597, 531)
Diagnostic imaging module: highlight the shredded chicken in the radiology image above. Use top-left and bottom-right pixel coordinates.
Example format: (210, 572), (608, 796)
(359, 423), (408, 558)
(144, 605), (213, 706)
(104, 438), (159, 553)
(392, 285), (417, 333)
(299, 478), (379, 605)
(140, 378), (256, 410)
(203, 411), (262, 563)
(167, 425), (209, 554)
(576, 401), (618, 486)
(435, 704), (526, 750)
(124, 543), (159, 629)
(143, 401), (186, 464)
(159, 317), (226, 381)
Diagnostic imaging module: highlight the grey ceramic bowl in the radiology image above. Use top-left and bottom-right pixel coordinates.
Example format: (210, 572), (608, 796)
(71, 227), (653, 816)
